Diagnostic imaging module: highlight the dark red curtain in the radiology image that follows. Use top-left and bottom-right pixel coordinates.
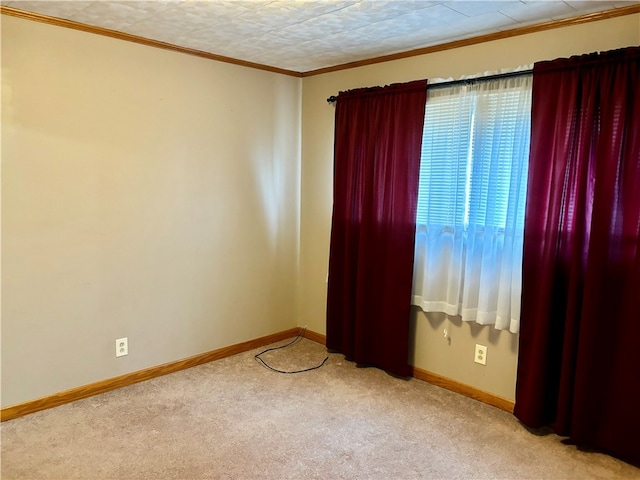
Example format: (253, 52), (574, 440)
(515, 47), (640, 465)
(326, 80), (427, 377)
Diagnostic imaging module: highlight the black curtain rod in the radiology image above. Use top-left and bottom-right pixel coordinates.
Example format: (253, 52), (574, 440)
(326, 68), (533, 103)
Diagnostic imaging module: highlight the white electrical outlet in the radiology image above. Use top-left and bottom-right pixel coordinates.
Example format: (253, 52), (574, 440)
(474, 344), (487, 365)
(116, 337), (128, 357)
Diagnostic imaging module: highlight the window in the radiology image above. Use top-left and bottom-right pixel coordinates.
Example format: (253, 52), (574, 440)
(412, 74), (532, 333)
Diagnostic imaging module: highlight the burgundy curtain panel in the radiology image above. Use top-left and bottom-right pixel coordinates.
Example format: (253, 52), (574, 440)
(515, 47), (640, 465)
(326, 80), (427, 377)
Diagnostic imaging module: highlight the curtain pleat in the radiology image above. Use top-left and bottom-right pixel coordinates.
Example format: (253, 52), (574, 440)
(326, 80), (427, 377)
(515, 47), (640, 466)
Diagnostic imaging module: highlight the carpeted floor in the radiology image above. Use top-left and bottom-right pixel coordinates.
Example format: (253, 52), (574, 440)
(1, 337), (638, 479)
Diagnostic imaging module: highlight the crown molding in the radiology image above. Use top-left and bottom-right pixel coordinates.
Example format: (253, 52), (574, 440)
(2, 4), (639, 80)
(302, 4), (640, 77)
(0, 5), (303, 78)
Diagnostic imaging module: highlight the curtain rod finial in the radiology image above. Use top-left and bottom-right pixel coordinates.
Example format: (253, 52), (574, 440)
(327, 95), (337, 103)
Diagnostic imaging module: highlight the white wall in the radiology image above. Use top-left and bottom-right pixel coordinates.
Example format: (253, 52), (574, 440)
(300, 14), (640, 400)
(1, 15), (301, 407)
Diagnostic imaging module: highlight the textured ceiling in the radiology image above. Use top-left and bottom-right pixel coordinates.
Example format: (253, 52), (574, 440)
(3, 1), (639, 73)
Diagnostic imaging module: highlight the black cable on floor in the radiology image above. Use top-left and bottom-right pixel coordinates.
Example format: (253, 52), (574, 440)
(254, 328), (329, 374)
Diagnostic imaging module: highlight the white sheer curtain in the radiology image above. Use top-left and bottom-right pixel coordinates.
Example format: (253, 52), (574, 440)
(412, 74), (532, 333)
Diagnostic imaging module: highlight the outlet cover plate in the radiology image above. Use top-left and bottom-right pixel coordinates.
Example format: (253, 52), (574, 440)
(475, 344), (487, 365)
(116, 337), (128, 357)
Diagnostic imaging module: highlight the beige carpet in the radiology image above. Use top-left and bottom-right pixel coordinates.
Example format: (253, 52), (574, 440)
(1, 337), (638, 480)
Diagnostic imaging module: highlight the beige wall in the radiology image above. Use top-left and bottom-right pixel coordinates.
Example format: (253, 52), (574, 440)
(300, 14), (640, 401)
(2, 12), (638, 409)
(1, 16), (301, 407)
